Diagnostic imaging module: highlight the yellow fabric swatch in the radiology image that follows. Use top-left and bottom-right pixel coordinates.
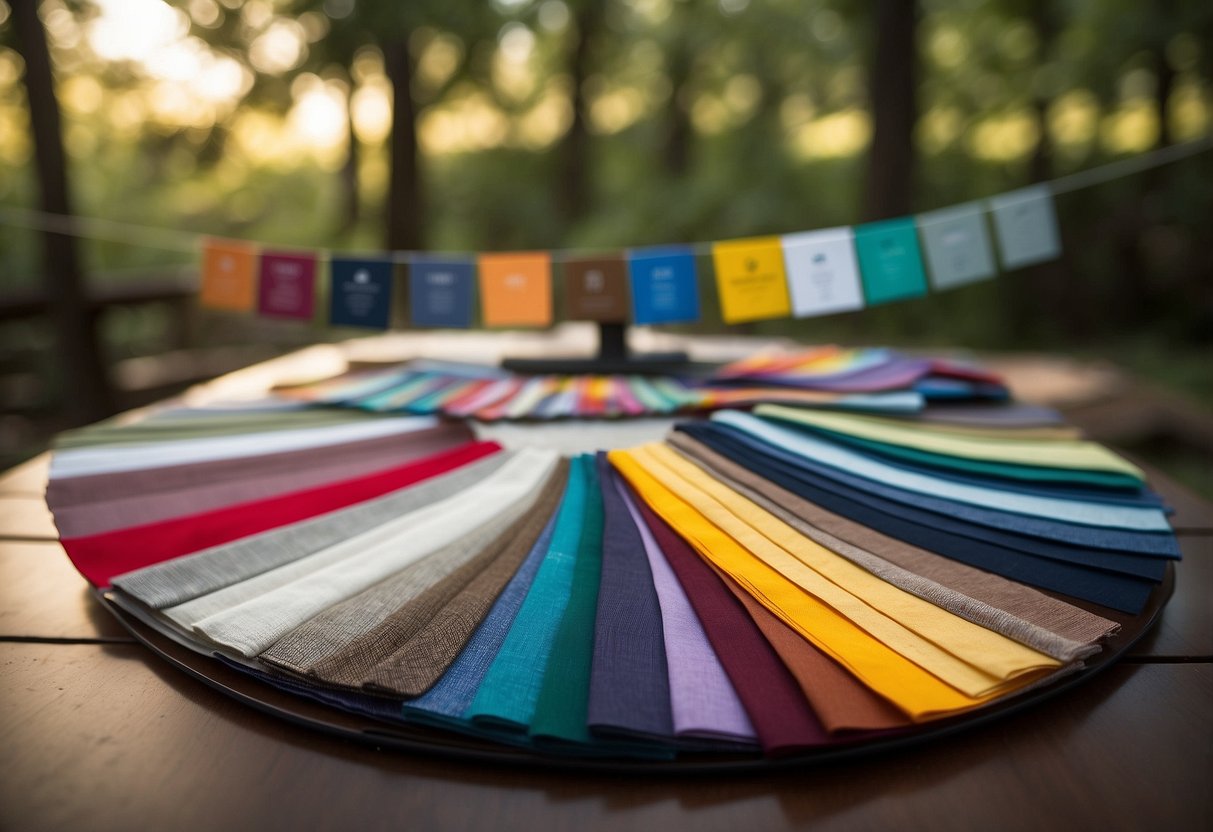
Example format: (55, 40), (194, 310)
(200, 238), (258, 312)
(477, 251), (553, 327)
(644, 443), (1059, 685)
(756, 404), (1143, 479)
(711, 237), (792, 324)
(635, 444), (1059, 695)
(610, 448), (1017, 720)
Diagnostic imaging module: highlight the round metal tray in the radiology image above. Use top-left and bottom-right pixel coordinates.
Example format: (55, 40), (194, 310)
(95, 562), (1173, 774)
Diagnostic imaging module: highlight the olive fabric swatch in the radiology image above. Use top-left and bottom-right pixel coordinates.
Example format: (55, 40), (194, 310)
(756, 404), (1145, 483)
(713, 411), (1170, 532)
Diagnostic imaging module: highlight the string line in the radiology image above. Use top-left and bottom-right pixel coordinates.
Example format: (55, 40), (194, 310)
(0, 135), (1208, 262)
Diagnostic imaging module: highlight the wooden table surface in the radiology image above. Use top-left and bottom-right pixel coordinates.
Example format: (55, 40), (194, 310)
(2, 335), (1211, 831)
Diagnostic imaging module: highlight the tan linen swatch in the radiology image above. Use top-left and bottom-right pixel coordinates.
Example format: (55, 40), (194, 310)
(301, 460), (570, 697)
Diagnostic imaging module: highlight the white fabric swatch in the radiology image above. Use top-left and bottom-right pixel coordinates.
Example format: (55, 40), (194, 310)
(189, 448), (561, 657)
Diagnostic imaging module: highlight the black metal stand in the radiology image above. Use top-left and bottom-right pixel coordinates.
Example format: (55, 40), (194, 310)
(501, 322), (693, 376)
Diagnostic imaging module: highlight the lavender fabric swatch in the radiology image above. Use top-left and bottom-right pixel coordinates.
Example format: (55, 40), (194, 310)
(620, 482), (756, 744)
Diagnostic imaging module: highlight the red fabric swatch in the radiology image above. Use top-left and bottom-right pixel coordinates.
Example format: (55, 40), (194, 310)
(61, 440), (502, 588)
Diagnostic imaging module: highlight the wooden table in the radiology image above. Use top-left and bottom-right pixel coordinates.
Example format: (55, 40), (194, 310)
(2, 334), (1210, 831)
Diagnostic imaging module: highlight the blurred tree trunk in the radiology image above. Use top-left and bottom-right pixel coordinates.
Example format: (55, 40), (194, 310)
(384, 38), (425, 250)
(558, 0), (602, 230)
(11, 0), (112, 424)
(862, 0), (917, 222)
(338, 80), (361, 236)
(662, 4), (693, 179)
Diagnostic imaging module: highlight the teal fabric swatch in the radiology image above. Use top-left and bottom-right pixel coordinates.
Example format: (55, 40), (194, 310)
(529, 456), (605, 747)
(854, 217), (928, 305)
(466, 455), (590, 731)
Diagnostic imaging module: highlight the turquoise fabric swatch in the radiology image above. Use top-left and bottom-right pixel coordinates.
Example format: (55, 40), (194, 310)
(529, 456), (605, 747)
(854, 217), (928, 305)
(466, 455), (590, 731)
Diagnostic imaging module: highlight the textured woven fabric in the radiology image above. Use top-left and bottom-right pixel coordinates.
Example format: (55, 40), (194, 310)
(585, 462), (674, 741)
(51, 427), (474, 538)
(668, 433), (1119, 658)
(159, 449), (515, 630)
(401, 512), (557, 727)
(49, 415), (440, 478)
(467, 456), (591, 731)
(627, 490), (829, 754)
(190, 448), (561, 656)
(620, 479), (755, 744)
(298, 460), (569, 696)
(66, 440), (502, 588)
(46, 422), (474, 508)
(257, 491), (534, 675)
(712, 411), (1170, 531)
(632, 443), (1061, 697)
(113, 450), (507, 609)
(679, 423), (1157, 613)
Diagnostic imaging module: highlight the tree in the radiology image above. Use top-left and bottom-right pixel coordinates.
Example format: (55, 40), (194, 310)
(10, 0), (112, 423)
